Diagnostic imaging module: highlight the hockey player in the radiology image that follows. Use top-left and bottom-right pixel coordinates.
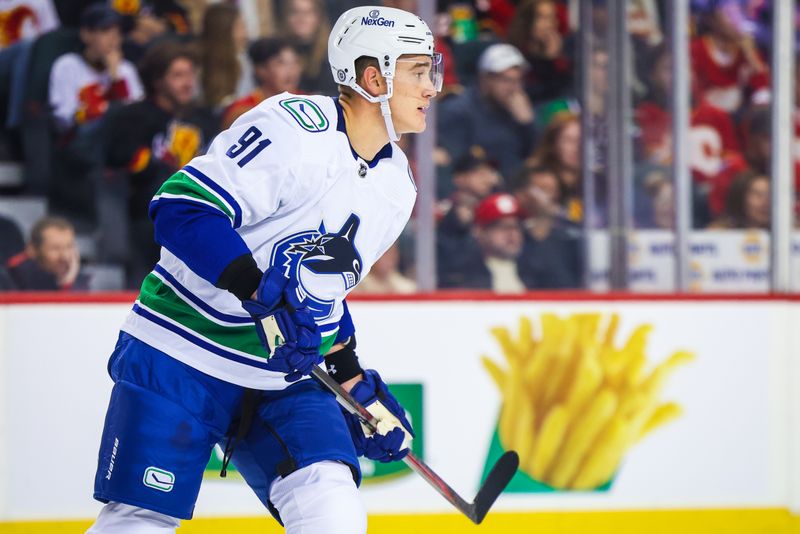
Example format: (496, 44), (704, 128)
(87, 6), (442, 534)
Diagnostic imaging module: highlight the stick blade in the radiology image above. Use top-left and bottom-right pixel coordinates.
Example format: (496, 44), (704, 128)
(470, 450), (519, 524)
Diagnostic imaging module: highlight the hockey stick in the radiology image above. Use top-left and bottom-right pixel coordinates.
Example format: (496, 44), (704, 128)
(309, 366), (519, 524)
(258, 308), (518, 523)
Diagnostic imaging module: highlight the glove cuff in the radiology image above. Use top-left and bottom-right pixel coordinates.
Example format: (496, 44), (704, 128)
(324, 337), (363, 384)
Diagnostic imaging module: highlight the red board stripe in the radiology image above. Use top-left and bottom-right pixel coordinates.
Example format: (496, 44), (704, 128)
(1, 291), (799, 305)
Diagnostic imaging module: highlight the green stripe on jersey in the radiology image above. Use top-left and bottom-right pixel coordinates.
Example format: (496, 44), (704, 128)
(319, 332), (337, 356)
(140, 273), (267, 358)
(156, 171), (234, 221)
(138, 273), (340, 359)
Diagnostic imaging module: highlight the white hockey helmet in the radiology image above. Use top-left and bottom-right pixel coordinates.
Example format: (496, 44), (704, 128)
(328, 6), (442, 140)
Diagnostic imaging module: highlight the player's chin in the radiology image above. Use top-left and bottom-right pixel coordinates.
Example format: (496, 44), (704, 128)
(408, 116), (428, 134)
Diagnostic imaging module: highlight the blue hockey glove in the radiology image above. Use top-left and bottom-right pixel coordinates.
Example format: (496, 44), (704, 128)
(343, 369), (415, 463)
(242, 268), (322, 382)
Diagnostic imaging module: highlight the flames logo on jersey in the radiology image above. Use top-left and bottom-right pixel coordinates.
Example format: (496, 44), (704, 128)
(270, 214), (363, 320)
(0, 5), (36, 47)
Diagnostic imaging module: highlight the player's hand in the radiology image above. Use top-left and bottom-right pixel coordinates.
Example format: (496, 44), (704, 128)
(242, 268), (322, 382)
(343, 369), (414, 462)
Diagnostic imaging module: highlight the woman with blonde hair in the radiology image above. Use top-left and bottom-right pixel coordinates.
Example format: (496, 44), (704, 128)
(280, 0), (337, 95)
(198, 3), (251, 109)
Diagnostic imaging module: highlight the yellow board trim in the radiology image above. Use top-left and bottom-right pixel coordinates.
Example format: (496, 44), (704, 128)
(1, 509), (799, 534)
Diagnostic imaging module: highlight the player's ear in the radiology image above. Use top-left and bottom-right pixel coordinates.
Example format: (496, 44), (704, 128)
(361, 65), (386, 97)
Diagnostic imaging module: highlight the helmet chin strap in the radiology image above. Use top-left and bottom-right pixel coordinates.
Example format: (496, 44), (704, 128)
(351, 77), (399, 142)
(379, 94), (399, 142)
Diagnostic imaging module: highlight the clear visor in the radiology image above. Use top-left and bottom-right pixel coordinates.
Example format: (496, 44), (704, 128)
(396, 52), (444, 92)
(430, 52), (444, 92)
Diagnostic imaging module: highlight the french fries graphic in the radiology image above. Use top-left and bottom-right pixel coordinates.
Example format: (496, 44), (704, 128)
(482, 313), (694, 490)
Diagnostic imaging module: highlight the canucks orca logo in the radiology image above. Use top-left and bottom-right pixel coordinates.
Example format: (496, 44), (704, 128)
(270, 214), (362, 321)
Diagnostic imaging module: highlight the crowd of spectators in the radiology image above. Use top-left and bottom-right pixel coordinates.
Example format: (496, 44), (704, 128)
(0, 0), (793, 293)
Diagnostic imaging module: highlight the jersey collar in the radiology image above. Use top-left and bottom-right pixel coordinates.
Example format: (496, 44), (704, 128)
(333, 97), (393, 169)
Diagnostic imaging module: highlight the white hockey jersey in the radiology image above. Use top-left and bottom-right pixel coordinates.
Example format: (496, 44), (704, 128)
(121, 93), (417, 390)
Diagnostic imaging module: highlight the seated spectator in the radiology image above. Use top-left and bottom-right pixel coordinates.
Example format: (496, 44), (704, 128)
(438, 43), (537, 181)
(221, 37), (302, 129)
(527, 111), (581, 222)
(103, 41), (218, 287)
(634, 43), (673, 166)
(740, 104), (770, 174)
(507, 0), (575, 104)
(437, 146), (501, 278)
(0, 214), (25, 263)
(198, 3), (250, 110)
(353, 243), (416, 294)
(280, 0), (337, 96)
(634, 164), (674, 229)
(121, 1), (192, 64)
(0, 0), (59, 49)
(438, 146), (501, 223)
(708, 170), (770, 229)
(513, 165), (582, 288)
(633, 44), (750, 226)
(49, 4), (143, 133)
(696, 103), (761, 221)
(5, 216), (89, 290)
(691, 0), (769, 115)
(439, 193), (529, 293)
(47, 3), (144, 225)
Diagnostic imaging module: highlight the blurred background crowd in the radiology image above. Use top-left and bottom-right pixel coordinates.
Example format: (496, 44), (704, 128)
(0, 0), (793, 293)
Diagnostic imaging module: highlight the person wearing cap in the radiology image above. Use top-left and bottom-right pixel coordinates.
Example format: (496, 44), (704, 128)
(437, 42), (537, 181)
(47, 3), (144, 228)
(221, 36), (303, 129)
(437, 145), (500, 283)
(439, 192), (532, 292)
(87, 5), (442, 533)
(48, 3), (143, 131)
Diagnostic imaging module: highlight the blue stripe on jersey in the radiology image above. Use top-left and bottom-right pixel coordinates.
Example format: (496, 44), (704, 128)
(319, 324), (340, 337)
(182, 165), (243, 229)
(150, 197), (252, 287)
(153, 264), (251, 325)
(133, 303), (273, 370)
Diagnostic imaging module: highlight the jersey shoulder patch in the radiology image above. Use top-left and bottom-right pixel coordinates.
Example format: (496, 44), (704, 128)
(277, 96), (331, 133)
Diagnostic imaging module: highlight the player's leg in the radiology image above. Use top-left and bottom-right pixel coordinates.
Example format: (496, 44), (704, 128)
(89, 333), (241, 531)
(87, 502), (180, 533)
(231, 379), (365, 534)
(269, 461), (366, 534)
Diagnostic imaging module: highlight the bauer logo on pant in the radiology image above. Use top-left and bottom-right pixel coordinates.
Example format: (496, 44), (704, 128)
(143, 467), (176, 492)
